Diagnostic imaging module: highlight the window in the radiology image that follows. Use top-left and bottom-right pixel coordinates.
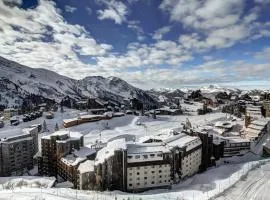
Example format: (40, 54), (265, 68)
(137, 183), (140, 186)
(137, 167), (140, 170)
(150, 154), (155, 158)
(135, 155), (140, 159)
(159, 175), (162, 178)
(128, 156), (133, 159)
(143, 155), (148, 159)
(129, 173), (132, 176)
(152, 171), (155, 174)
(129, 184), (132, 187)
(157, 154), (162, 157)
(144, 177), (147, 180)
(151, 181), (155, 184)
(144, 171), (148, 174)
(159, 170), (162, 173)
(144, 166), (148, 169)
(137, 172), (140, 175)
(129, 178), (132, 181)
(137, 177), (140, 180)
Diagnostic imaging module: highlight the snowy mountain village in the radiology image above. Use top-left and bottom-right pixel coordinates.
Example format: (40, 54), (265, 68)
(1, 76), (270, 199)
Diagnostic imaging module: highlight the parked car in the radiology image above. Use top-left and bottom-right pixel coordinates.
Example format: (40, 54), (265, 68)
(11, 120), (20, 126)
(0, 120), (4, 128)
(10, 116), (20, 126)
(23, 115), (30, 122)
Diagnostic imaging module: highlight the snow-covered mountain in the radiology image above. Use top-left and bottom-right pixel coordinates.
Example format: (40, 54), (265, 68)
(0, 56), (157, 107)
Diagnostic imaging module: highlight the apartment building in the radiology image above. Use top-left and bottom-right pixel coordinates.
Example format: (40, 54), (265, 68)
(223, 137), (251, 157)
(38, 130), (84, 177)
(245, 105), (263, 127)
(94, 130), (202, 192)
(245, 119), (270, 141)
(57, 147), (96, 189)
(263, 101), (270, 117)
(0, 125), (39, 176)
(3, 108), (19, 120)
(126, 143), (172, 191)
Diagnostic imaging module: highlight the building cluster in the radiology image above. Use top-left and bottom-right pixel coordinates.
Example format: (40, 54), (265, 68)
(0, 124), (40, 176)
(36, 129), (206, 192)
(37, 130), (97, 189)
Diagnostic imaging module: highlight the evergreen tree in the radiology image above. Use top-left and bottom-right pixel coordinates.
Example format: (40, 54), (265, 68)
(152, 110), (156, 119)
(42, 120), (48, 132)
(55, 123), (59, 131)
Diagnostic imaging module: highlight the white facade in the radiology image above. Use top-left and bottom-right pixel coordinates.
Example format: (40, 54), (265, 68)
(181, 148), (202, 178)
(127, 164), (171, 190)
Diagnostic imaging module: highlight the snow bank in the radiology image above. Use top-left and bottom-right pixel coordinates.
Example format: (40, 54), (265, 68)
(0, 176), (56, 190)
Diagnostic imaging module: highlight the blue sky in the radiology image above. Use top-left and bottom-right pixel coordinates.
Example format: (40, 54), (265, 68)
(1, 0), (270, 89)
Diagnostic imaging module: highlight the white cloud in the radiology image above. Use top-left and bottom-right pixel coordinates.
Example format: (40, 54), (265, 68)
(1, 0), (270, 89)
(97, 0), (128, 24)
(64, 5), (77, 13)
(153, 26), (171, 40)
(254, 47), (270, 61)
(160, 0), (244, 30)
(0, 0), (112, 79)
(160, 0), (267, 53)
(127, 20), (145, 41)
(203, 56), (213, 61)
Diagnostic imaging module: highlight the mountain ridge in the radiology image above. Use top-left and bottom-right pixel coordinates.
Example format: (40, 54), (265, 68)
(0, 56), (157, 108)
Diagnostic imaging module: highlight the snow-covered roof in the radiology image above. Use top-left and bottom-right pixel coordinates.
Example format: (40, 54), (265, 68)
(63, 118), (77, 123)
(78, 160), (95, 173)
(95, 138), (126, 165)
(22, 126), (37, 134)
(250, 119), (269, 127)
(127, 142), (170, 154)
(225, 137), (250, 143)
(73, 147), (96, 158)
(60, 154), (86, 167)
(214, 121), (233, 129)
(42, 130), (82, 142)
(60, 147), (95, 167)
(156, 107), (181, 113)
(1, 133), (32, 143)
(245, 119), (269, 138)
(164, 133), (201, 151)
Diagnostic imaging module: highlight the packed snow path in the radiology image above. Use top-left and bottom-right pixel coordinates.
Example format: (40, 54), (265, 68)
(216, 162), (270, 200)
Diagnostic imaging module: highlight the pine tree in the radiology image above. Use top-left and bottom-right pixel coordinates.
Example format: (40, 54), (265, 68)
(55, 123), (59, 131)
(152, 110), (156, 119)
(42, 120), (48, 132)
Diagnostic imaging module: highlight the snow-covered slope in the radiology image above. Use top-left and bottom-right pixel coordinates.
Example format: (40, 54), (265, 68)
(0, 56), (157, 107)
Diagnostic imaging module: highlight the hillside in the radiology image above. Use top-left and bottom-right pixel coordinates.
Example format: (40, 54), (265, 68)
(0, 56), (157, 108)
